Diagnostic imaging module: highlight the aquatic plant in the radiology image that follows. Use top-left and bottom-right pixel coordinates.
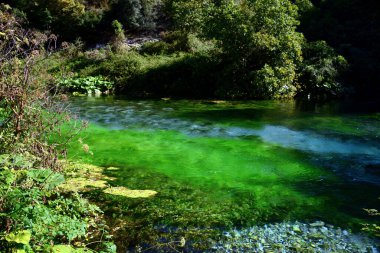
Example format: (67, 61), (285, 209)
(363, 200), (380, 238)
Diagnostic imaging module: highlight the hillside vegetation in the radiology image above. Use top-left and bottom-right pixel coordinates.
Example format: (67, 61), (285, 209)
(4, 0), (378, 99)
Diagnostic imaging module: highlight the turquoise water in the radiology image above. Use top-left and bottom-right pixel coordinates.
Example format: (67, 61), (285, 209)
(66, 96), (380, 246)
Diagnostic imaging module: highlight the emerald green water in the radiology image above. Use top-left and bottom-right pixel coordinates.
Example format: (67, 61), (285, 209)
(66, 97), (380, 244)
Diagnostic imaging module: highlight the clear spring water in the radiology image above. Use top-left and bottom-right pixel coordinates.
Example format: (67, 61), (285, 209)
(66, 96), (380, 231)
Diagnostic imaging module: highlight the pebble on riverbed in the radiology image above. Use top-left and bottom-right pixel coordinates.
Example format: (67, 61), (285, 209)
(211, 221), (379, 253)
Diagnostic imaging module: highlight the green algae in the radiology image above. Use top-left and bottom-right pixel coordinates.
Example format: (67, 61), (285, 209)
(60, 177), (109, 191)
(61, 162), (158, 199)
(59, 162), (113, 192)
(103, 187), (157, 198)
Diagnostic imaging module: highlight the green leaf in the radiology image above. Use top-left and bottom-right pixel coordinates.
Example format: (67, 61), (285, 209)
(0, 169), (15, 185)
(51, 245), (74, 253)
(27, 169), (65, 189)
(50, 245), (92, 253)
(5, 230), (31, 245)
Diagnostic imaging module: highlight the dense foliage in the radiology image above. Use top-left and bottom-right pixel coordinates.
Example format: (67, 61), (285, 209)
(33, 0), (348, 99)
(3, 0), (378, 98)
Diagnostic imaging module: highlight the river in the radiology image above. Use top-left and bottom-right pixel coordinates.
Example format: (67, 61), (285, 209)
(66, 96), (380, 251)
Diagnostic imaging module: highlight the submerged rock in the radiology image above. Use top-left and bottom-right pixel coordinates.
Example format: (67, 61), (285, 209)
(292, 225), (302, 233)
(211, 221), (379, 253)
(310, 221), (325, 227)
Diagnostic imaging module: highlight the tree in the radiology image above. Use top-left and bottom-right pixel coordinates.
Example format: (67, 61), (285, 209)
(202, 0), (304, 98)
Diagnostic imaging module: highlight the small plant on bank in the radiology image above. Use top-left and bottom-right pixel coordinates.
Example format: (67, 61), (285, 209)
(58, 76), (114, 95)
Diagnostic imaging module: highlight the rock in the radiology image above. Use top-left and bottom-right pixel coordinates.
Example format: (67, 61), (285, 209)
(320, 226), (329, 233)
(211, 221), (378, 253)
(293, 225), (302, 233)
(310, 221), (325, 227)
(310, 228), (318, 234)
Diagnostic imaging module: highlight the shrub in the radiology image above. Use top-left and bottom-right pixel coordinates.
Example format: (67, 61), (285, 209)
(141, 41), (170, 55)
(0, 4), (64, 168)
(140, 32), (213, 55)
(91, 53), (142, 88)
(61, 39), (85, 59)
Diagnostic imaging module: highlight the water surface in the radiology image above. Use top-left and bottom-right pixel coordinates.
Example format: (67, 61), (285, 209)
(67, 97), (380, 234)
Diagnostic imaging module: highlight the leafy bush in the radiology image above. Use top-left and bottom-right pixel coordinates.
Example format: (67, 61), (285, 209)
(61, 39), (85, 59)
(58, 76), (114, 94)
(140, 31), (194, 55)
(141, 41), (171, 55)
(90, 53), (142, 89)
